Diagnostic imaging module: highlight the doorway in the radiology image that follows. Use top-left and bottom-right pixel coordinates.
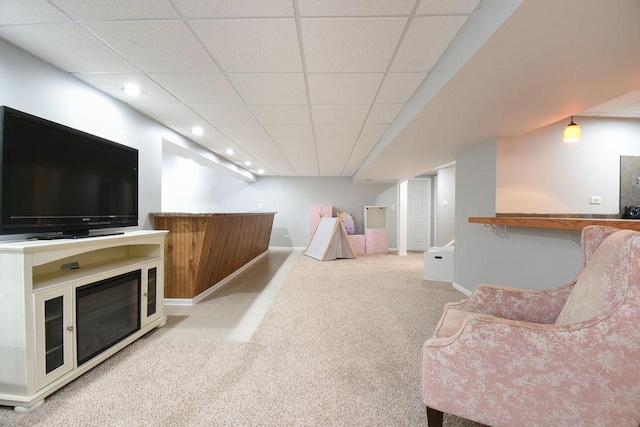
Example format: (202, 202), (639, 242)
(407, 178), (432, 251)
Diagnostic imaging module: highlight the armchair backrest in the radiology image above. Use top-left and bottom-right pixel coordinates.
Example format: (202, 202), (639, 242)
(556, 226), (635, 325)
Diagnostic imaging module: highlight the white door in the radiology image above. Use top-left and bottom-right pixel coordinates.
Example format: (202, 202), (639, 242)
(407, 179), (432, 251)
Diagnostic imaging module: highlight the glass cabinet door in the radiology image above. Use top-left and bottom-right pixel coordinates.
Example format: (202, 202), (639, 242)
(34, 285), (73, 390)
(142, 261), (162, 325)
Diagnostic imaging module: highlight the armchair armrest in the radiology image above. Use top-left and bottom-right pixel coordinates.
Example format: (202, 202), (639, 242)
(445, 278), (577, 324)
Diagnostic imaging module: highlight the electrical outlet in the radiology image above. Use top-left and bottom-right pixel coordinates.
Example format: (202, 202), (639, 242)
(590, 196), (602, 205)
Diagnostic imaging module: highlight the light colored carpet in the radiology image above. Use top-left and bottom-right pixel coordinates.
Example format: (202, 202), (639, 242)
(0, 252), (484, 426)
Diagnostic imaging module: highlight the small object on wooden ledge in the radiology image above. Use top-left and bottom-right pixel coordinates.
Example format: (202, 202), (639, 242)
(622, 206), (640, 219)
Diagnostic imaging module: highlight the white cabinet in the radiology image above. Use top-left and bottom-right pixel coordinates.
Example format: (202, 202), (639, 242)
(0, 231), (168, 413)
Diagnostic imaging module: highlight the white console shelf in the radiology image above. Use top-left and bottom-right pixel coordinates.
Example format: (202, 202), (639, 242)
(0, 230), (168, 412)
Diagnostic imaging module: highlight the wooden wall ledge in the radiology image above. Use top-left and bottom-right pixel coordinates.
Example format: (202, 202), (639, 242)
(469, 216), (640, 232)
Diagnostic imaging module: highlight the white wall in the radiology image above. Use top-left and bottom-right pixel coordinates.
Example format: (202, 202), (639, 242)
(497, 117), (640, 214)
(161, 141), (221, 212)
(214, 175), (397, 248)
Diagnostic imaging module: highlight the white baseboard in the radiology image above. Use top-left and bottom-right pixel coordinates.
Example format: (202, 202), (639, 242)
(452, 282), (472, 297)
(269, 246), (306, 250)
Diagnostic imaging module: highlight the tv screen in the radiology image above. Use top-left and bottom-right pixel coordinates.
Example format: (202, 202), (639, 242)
(0, 106), (138, 238)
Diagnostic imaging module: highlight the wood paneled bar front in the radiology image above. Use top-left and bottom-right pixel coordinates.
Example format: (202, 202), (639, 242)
(149, 212), (275, 299)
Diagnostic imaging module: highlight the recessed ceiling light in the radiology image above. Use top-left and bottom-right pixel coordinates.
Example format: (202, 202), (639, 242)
(245, 160), (252, 166)
(191, 126), (203, 136)
(258, 169), (264, 175)
(225, 148), (235, 155)
(121, 83), (141, 96)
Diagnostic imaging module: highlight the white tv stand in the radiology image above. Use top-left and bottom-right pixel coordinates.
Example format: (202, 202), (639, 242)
(0, 230), (168, 413)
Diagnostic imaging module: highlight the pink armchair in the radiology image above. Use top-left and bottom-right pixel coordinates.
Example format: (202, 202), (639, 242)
(422, 225), (640, 427)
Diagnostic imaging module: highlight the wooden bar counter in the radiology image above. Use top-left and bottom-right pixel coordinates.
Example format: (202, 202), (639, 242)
(469, 216), (640, 232)
(149, 212), (275, 299)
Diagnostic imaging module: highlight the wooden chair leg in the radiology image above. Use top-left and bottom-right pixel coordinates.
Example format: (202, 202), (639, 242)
(426, 406), (444, 427)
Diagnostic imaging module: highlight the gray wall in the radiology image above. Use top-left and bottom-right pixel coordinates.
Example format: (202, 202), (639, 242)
(0, 39), (256, 243)
(215, 175), (397, 248)
(435, 167), (456, 246)
(455, 138), (581, 293)
(0, 38), (169, 240)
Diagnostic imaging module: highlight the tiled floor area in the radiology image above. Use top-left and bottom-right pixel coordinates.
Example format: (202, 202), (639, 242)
(143, 249), (300, 342)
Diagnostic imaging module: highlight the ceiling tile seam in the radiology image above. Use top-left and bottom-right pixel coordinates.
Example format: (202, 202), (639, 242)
(73, 7), (256, 176)
(291, 0), (319, 176)
(76, 21), (151, 82)
(339, 0), (422, 177)
(170, 4), (276, 175)
(295, 13), (475, 20)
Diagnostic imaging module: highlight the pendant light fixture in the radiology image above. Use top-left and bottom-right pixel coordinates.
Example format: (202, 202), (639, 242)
(563, 116), (581, 142)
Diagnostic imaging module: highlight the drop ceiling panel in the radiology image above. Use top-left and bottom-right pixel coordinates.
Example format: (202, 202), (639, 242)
(316, 138), (356, 148)
(214, 124), (269, 138)
(0, 0), (541, 179)
(367, 104), (404, 123)
(391, 16), (467, 72)
(361, 124), (389, 139)
(249, 149), (296, 174)
(376, 73), (427, 103)
(263, 162), (296, 175)
(319, 162), (347, 177)
(298, 0), (417, 16)
(581, 91), (640, 115)
(314, 124), (361, 139)
(129, 102), (203, 123)
(49, 0), (179, 20)
(249, 105), (311, 124)
(307, 73), (384, 105)
(0, 24), (137, 73)
(191, 19), (302, 73)
(311, 105), (369, 125)
(231, 138), (279, 151)
(301, 18), (406, 73)
(172, 0), (293, 18)
(285, 152), (319, 176)
(317, 148), (350, 176)
(417, 0), (481, 15)
(0, 0), (71, 24)
(191, 104), (259, 125)
(73, 73), (177, 103)
(228, 74), (308, 104)
(167, 123), (231, 143)
(343, 148), (371, 175)
(610, 102), (640, 115)
(84, 21), (220, 73)
(263, 124), (314, 139)
(149, 73), (242, 104)
(354, 137), (380, 150)
(273, 137), (316, 150)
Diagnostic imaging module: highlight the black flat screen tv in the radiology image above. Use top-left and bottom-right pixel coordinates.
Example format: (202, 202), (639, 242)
(0, 106), (138, 238)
